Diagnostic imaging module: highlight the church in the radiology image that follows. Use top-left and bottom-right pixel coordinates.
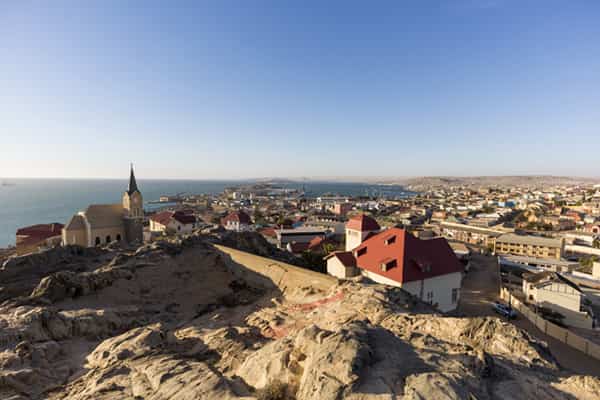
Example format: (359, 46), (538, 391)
(62, 166), (144, 247)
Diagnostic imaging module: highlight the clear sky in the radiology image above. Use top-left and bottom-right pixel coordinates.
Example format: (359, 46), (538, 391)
(1, 1), (598, 179)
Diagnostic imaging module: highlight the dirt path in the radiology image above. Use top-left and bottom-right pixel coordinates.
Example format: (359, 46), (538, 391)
(459, 252), (600, 377)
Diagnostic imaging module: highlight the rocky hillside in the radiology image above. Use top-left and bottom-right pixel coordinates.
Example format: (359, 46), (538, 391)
(1, 233), (599, 399)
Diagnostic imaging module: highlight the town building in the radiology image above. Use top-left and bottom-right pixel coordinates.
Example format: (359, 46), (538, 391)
(149, 211), (197, 235)
(440, 221), (503, 248)
(333, 202), (353, 216)
(221, 210), (252, 231)
(498, 255), (578, 273)
(15, 223), (64, 255)
(327, 227), (463, 312)
(62, 166), (144, 247)
(494, 233), (564, 260)
(345, 214), (380, 251)
(522, 271), (593, 329)
(275, 227), (327, 249)
(325, 251), (359, 279)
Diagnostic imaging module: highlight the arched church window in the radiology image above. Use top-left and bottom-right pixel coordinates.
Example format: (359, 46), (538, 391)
(106, 235), (111, 243)
(116, 234), (121, 241)
(95, 237), (101, 246)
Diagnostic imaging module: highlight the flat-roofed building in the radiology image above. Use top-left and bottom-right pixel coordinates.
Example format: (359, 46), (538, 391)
(275, 227), (327, 249)
(440, 221), (503, 248)
(495, 233), (564, 260)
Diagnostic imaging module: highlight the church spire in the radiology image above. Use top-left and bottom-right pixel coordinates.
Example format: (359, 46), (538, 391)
(128, 163), (139, 195)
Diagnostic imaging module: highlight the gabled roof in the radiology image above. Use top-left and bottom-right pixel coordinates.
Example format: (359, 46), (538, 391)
(222, 210), (252, 225)
(65, 214), (86, 231)
(16, 223), (64, 238)
(150, 211), (173, 226)
(151, 211), (196, 226)
(324, 251), (356, 268)
(346, 214), (380, 232)
(353, 228), (463, 284)
(172, 211), (196, 224)
(84, 204), (124, 229)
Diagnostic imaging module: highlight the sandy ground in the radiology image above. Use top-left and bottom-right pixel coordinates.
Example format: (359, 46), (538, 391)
(458, 251), (600, 377)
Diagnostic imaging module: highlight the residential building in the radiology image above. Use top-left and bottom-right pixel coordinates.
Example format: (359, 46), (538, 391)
(498, 255), (578, 273)
(345, 214), (380, 251)
(62, 166), (143, 247)
(15, 223), (64, 255)
(522, 271), (593, 329)
(333, 202), (353, 216)
(325, 251), (358, 279)
(221, 210), (252, 231)
(275, 227), (327, 249)
(350, 227), (463, 312)
(495, 233), (564, 260)
(149, 211), (197, 234)
(440, 221), (503, 248)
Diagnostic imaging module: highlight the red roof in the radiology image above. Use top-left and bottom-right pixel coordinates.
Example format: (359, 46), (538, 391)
(307, 236), (337, 252)
(346, 214), (380, 232)
(16, 223), (64, 239)
(325, 251), (356, 267)
(150, 211), (174, 226)
(221, 211), (252, 225)
(151, 211), (196, 226)
(353, 228), (463, 284)
(288, 242), (310, 253)
(258, 227), (277, 238)
(171, 211), (196, 224)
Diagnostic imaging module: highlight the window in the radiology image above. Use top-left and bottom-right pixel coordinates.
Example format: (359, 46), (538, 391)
(380, 259), (397, 272)
(106, 235), (111, 243)
(116, 234), (121, 241)
(426, 291), (434, 303)
(384, 236), (396, 245)
(451, 288), (458, 304)
(356, 247), (367, 257)
(95, 237), (101, 246)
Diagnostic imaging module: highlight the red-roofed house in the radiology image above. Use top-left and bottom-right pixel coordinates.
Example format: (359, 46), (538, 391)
(327, 227), (463, 312)
(353, 228), (463, 312)
(325, 251), (358, 279)
(345, 214), (380, 251)
(150, 211), (197, 234)
(221, 211), (252, 231)
(16, 223), (64, 255)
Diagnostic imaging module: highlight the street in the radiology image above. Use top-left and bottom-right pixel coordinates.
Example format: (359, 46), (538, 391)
(458, 251), (600, 377)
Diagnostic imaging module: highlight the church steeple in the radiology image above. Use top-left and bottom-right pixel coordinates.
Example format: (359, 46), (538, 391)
(128, 163), (139, 195)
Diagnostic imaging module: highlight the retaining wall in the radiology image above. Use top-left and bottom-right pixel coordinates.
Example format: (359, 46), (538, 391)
(214, 244), (337, 294)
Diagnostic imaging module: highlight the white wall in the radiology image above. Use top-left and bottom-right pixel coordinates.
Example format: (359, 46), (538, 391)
(326, 257), (359, 279)
(360, 269), (462, 313)
(345, 228), (373, 251)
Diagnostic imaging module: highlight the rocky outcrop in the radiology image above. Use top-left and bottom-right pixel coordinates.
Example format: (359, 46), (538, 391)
(0, 237), (599, 399)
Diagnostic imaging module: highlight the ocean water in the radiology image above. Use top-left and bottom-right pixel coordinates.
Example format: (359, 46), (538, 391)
(0, 179), (414, 247)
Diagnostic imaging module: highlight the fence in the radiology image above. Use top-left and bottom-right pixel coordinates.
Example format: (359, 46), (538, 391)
(500, 287), (600, 360)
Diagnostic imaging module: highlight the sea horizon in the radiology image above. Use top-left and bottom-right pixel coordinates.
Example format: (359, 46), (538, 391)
(0, 178), (414, 247)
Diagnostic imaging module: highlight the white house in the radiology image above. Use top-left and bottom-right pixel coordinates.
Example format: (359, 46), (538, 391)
(522, 271), (593, 329)
(150, 211), (197, 235)
(221, 211), (252, 232)
(327, 219), (464, 313)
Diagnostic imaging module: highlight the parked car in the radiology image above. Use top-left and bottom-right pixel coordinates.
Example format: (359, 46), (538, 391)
(492, 301), (517, 319)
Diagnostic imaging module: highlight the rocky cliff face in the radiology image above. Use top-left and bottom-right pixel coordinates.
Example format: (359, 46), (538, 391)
(0, 233), (599, 399)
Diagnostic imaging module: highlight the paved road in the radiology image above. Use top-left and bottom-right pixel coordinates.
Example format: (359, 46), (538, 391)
(458, 252), (600, 377)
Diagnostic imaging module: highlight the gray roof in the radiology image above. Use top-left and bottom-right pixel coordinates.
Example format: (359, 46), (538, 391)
(83, 204), (124, 229)
(496, 233), (562, 248)
(64, 214), (86, 231)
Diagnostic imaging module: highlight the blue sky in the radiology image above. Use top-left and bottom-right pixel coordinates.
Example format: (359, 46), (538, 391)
(1, 1), (599, 179)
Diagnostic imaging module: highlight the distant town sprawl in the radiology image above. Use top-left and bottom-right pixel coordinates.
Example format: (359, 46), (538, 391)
(4, 168), (600, 360)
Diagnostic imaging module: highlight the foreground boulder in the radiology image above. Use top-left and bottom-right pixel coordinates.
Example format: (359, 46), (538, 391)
(0, 235), (598, 399)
